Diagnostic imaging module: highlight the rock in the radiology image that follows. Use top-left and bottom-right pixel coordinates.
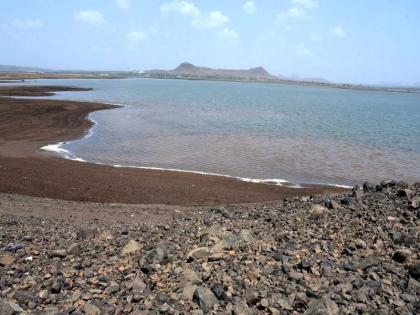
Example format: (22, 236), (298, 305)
(363, 182), (375, 191)
(309, 204), (329, 219)
(409, 196), (420, 209)
(288, 271), (304, 281)
(182, 285), (197, 301)
(76, 228), (97, 240)
(121, 239), (141, 255)
(0, 299), (25, 315)
(84, 303), (101, 315)
(211, 234), (239, 252)
(49, 249), (67, 258)
(406, 277), (420, 293)
(188, 247), (211, 261)
(0, 255), (16, 266)
(358, 255), (379, 270)
(260, 298), (269, 308)
(304, 296), (339, 315)
(392, 249), (411, 263)
(38, 289), (49, 300)
(408, 263), (420, 280)
(4, 243), (24, 253)
(327, 200), (341, 210)
(232, 301), (254, 315)
(210, 284), (226, 300)
(67, 243), (81, 256)
(211, 207), (230, 218)
(238, 229), (255, 243)
(182, 267), (201, 284)
(397, 189), (411, 198)
(193, 286), (218, 313)
(130, 278), (146, 293)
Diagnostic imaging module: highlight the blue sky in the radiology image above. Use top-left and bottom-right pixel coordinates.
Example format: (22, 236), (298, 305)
(1, 0), (420, 85)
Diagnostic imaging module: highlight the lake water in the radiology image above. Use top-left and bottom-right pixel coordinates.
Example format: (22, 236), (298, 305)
(16, 78), (420, 187)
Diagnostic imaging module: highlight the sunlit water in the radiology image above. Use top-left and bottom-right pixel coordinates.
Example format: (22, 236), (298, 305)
(8, 78), (420, 186)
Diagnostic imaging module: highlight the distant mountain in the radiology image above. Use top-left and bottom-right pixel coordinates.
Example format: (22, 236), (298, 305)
(278, 74), (330, 84)
(0, 64), (51, 73)
(146, 62), (279, 82)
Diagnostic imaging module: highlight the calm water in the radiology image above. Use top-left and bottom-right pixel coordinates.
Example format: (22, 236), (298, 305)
(15, 78), (420, 186)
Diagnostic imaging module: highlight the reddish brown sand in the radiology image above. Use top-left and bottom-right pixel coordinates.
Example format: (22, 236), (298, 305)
(0, 86), (346, 205)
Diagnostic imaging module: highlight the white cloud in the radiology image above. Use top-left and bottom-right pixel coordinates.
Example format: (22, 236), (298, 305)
(331, 25), (345, 37)
(243, 1), (256, 14)
(292, 0), (318, 9)
(160, 0), (201, 17)
(74, 10), (104, 26)
(276, 0), (318, 24)
(219, 27), (238, 39)
(192, 11), (229, 28)
(276, 7), (306, 23)
(126, 30), (148, 42)
(116, 0), (131, 10)
(161, 1), (229, 29)
(296, 44), (314, 57)
(11, 19), (43, 29)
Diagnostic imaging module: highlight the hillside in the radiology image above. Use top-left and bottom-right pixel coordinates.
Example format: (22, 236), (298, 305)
(146, 62), (280, 82)
(0, 64), (50, 73)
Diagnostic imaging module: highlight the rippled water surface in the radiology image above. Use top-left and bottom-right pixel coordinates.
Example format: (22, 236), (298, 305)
(18, 78), (420, 186)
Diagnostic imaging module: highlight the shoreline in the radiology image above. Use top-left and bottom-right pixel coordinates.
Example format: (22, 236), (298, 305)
(0, 85), (347, 205)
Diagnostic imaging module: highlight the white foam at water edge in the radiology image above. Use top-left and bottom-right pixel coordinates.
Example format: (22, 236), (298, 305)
(41, 142), (353, 189)
(41, 142), (86, 163)
(112, 164), (301, 188)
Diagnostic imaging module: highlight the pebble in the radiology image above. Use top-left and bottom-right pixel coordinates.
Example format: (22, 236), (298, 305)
(0, 180), (418, 314)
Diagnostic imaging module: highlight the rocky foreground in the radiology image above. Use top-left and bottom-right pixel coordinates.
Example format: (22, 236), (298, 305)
(0, 181), (419, 314)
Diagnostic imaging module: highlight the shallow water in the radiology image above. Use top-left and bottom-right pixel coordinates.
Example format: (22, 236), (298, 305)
(12, 78), (420, 186)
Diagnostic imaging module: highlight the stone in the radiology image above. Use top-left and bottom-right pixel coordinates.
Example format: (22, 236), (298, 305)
(408, 263), (420, 280)
(392, 249), (411, 263)
(288, 271), (304, 281)
(4, 243), (24, 253)
(0, 299), (25, 315)
(0, 255), (16, 266)
(210, 284), (225, 300)
(182, 267), (201, 284)
(84, 303), (101, 315)
(130, 278), (146, 293)
(193, 286), (218, 313)
(363, 182), (375, 191)
(397, 189), (411, 198)
(327, 200), (341, 210)
(358, 255), (379, 270)
(238, 229), (255, 243)
(121, 239), (141, 255)
(309, 204), (329, 219)
(49, 249), (67, 258)
(182, 285), (197, 301)
(38, 290), (49, 300)
(67, 243), (81, 256)
(188, 247), (211, 261)
(232, 301), (254, 315)
(304, 296), (339, 315)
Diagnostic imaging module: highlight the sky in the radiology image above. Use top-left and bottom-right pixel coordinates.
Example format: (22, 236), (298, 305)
(1, 0), (420, 85)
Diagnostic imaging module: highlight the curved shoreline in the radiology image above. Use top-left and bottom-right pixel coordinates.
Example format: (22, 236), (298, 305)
(0, 86), (347, 205)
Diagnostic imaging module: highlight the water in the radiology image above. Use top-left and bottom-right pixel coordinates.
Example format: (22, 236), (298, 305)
(13, 78), (420, 186)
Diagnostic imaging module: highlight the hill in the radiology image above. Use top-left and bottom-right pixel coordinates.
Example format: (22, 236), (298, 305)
(0, 64), (51, 73)
(146, 62), (279, 82)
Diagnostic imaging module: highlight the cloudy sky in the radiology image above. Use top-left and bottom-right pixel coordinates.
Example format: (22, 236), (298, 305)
(1, 0), (420, 85)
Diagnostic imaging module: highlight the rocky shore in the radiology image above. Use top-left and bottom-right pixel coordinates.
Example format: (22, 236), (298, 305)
(0, 180), (418, 314)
